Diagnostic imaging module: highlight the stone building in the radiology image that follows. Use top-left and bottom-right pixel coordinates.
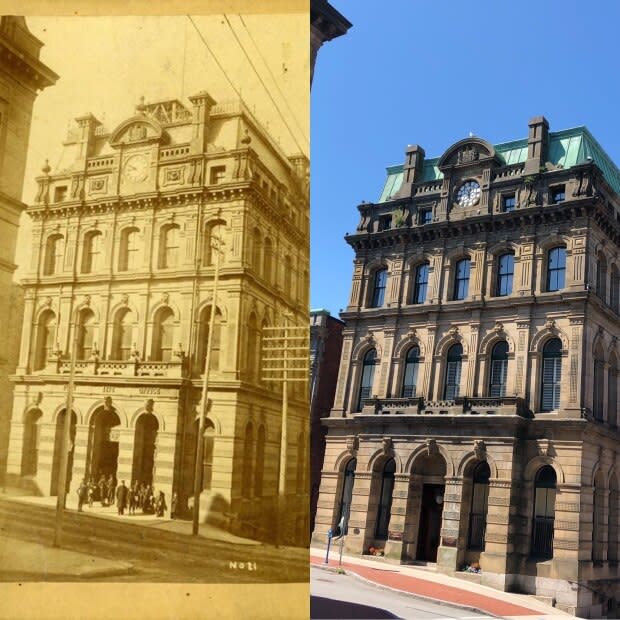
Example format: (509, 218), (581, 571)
(310, 0), (351, 84)
(6, 93), (309, 543)
(313, 116), (620, 616)
(0, 17), (57, 483)
(310, 308), (344, 531)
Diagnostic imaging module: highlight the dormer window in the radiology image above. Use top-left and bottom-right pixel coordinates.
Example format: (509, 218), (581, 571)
(502, 194), (516, 213)
(54, 186), (68, 202)
(419, 208), (432, 224)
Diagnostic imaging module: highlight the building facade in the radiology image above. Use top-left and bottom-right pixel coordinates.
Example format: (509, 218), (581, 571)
(313, 116), (620, 616)
(0, 16), (57, 484)
(6, 94), (309, 544)
(310, 0), (351, 85)
(310, 308), (344, 532)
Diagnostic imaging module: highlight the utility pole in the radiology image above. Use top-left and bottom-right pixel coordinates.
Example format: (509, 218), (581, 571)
(53, 308), (79, 547)
(192, 234), (223, 536)
(261, 317), (308, 546)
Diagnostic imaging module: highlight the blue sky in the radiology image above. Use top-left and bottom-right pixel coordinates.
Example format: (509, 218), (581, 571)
(310, 0), (620, 315)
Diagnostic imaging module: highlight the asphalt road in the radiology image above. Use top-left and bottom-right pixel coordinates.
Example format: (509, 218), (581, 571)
(310, 567), (494, 620)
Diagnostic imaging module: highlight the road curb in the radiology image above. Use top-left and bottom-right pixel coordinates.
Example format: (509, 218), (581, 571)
(75, 561), (135, 578)
(311, 560), (503, 618)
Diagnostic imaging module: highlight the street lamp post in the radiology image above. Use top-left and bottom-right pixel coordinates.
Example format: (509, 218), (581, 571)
(53, 308), (79, 547)
(192, 234), (223, 536)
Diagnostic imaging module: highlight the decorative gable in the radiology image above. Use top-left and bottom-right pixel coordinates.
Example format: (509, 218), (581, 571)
(109, 115), (166, 148)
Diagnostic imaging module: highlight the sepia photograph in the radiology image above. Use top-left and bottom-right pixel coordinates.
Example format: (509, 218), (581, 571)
(0, 1), (309, 617)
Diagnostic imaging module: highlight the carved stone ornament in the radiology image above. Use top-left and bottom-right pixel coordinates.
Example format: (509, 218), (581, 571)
(449, 326), (459, 339)
(83, 294), (91, 306)
(103, 396), (113, 411)
(44, 296), (53, 307)
(406, 328), (417, 341)
(382, 437), (393, 456)
(90, 342), (100, 360)
(545, 319), (556, 331)
(493, 322), (504, 334)
(538, 438), (552, 457)
(162, 292), (170, 304)
(425, 438), (438, 456)
(145, 398), (154, 413)
(346, 436), (359, 454)
(362, 333), (375, 345)
(121, 294), (129, 305)
(474, 439), (487, 461)
(457, 146), (479, 165)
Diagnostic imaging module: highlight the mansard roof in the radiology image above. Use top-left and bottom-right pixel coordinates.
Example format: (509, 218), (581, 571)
(378, 126), (620, 202)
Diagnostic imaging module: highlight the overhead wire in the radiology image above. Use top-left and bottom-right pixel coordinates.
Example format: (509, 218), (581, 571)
(229, 14), (309, 152)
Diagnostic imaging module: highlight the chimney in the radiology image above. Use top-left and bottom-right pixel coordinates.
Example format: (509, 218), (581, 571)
(523, 116), (549, 176)
(74, 113), (101, 163)
(188, 91), (217, 154)
(394, 144), (425, 198)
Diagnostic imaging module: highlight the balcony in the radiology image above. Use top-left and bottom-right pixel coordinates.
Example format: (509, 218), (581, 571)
(47, 357), (185, 379)
(359, 396), (532, 418)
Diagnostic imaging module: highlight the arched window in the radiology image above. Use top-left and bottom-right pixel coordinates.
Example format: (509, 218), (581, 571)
(541, 338), (562, 411)
(496, 253), (514, 297)
(411, 262), (429, 304)
(468, 461), (490, 550)
(609, 476), (619, 563)
(593, 344), (605, 421)
(254, 425), (266, 497)
(375, 458), (395, 539)
(35, 310), (56, 370)
(283, 254), (293, 293)
(197, 306), (222, 373)
(76, 308), (95, 360)
(251, 228), (262, 274)
(119, 227), (140, 271)
(152, 307), (175, 361)
(44, 234), (64, 275)
(356, 348), (376, 411)
(546, 246), (566, 292)
(609, 354), (618, 428)
(336, 458), (356, 534)
(263, 238), (273, 284)
(242, 422), (254, 498)
(401, 345), (420, 398)
(453, 258), (470, 300)
(597, 253), (608, 303)
(159, 224), (180, 269)
(370, 268), (388, 307)
(444, 343), (463, 400)
(81, 231), (103, 273)
(204, 220), (225, 267)
(111, 308), (133, 360)
(201, 419), (215, 492)
(611, 265), (620, 313)
(489, 341), (509, 397)
(531, 465), (556, 558)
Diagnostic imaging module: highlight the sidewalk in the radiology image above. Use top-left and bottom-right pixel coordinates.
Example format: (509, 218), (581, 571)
(310, 547), (573, 620)
(4, 491), (261, 546)
(0, 534), (133, 580)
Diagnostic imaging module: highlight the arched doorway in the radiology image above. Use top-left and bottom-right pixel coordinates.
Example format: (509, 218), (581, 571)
(50, 409), (77, 495)
(21, 408), (43, 476)
(412, 452), (447, 562)
(86, 407), (121, 481)
(132, 413), (159, 485)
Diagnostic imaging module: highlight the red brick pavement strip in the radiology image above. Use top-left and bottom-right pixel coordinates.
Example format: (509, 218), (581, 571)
(311, 555), (541, 617)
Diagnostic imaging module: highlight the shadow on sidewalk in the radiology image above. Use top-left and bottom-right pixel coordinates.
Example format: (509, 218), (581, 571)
(310, 595), (399, 619)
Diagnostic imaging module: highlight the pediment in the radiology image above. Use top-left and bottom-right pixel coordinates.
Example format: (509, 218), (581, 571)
(438, 137), (500, 170)
(109, 115), (166, 148)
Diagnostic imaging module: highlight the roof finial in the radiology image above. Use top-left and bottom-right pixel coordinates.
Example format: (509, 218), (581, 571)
(42, 159), (51, 175)
(469, 131), (474, 138)
(136, 95), (146, 114)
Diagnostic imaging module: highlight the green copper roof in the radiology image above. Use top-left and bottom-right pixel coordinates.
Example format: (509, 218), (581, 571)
(378, 127), (620, 202)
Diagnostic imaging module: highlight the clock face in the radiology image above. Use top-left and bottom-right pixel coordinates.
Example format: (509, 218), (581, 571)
(456, 180), (481, 207)
(124, 155), (149, 182)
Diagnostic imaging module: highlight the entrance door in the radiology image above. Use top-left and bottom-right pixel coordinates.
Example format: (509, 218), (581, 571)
(87, 408), (121, 480)
(416, 484), (445, 562)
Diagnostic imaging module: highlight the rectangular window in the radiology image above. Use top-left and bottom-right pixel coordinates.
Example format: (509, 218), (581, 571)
(209, 165), (226, 184)
(371, 269), (388, 307)
(551, 186), (565, 204)
(489, 359), (508, 397)
(54, 186), (68, 202)
(444, 360), (462, 400)
(496, 254), (514, 296)
(453, 258), (470, 300)
(546, 247), (566, 292)
(419, 209), (432, 224)
(379, 215), (392, 231)
(502, 194), (516, 212)
(541, 356), (561, 411)
(412, 263), (429, 304)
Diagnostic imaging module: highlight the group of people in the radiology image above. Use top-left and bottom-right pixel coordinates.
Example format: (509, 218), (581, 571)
(76, 475), (169, 518)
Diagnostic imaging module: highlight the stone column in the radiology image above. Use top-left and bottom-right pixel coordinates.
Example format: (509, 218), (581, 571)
(384, 473), (408, 560)
(153, 430), (176, 504)
(515, 320), (530, 400)
(331, 333), (354, 416)
(5, 421), (24, 478)
(402, 473), (423, 561)
(479, 478), (513, 590)
(351, 470), (373, 554)
(116, 428), (134, 485)
(35, 422), (57, 496)
(424, 324), (438, 399)
(379, 329), (395, 397)
(466, 324), (480, 397)
(437, 476), (463, 572)
(311, 470), (338, 545)
(348, 259), (365, 309)
(71, 424), (90, 482)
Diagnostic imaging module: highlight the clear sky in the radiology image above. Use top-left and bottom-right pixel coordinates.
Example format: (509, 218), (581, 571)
(310, 0), (620, 315)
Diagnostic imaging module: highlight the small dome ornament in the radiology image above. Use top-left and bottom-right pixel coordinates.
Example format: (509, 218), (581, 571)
(42, 159), (51, 175)
(136, 95), (147, 114)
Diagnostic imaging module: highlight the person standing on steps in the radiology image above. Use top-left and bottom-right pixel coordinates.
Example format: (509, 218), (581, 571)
(116, 480), (129, 516)
(76, 479), (88, 512)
